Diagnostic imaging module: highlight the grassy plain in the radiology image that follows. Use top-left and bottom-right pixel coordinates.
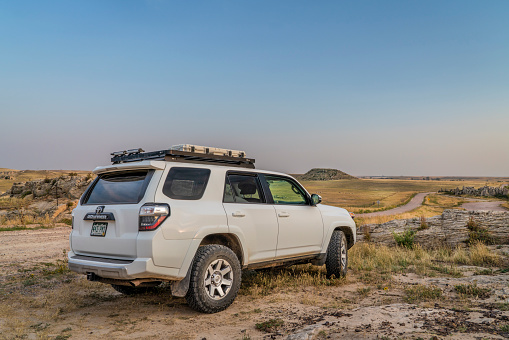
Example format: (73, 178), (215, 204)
(300, 178), (507, 214)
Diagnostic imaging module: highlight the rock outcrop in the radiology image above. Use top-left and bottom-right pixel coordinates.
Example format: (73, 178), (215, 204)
(299, 168), (356, 181)
(358, 210), (509, 248)
(5, 175), (93, 200)
(440, 186), (508, 198)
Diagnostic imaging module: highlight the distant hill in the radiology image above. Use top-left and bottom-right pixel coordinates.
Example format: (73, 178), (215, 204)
(297, 168), (357, 181)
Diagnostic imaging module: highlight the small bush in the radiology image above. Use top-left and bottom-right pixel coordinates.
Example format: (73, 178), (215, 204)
(59, 218), (72, 226)
(466, 217), (496, 245)
(455, 283), (491, 299)
(68, 172), (77, 177)
(404, 284), (442, 303)
(363, 227), (372, 242)
(393, 229), (416, 249)
(417, 215), (428, 230)
(255, 318), (283, 332)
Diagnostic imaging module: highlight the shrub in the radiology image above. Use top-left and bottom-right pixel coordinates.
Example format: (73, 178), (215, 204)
(393, 229), (416, 249)
(466, 217), (496, 245)
(59, 218), (72, 226)
(404, 284), (442, 303)
(454, 283), (491, 299)
(417, 215), (428, 230)
(255, 319), (284, 332)
(68, 172), (77, 177)
(363, 227), (372, 242)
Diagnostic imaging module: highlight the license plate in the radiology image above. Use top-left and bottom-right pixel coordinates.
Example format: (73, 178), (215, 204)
(90, 222), (108, 237)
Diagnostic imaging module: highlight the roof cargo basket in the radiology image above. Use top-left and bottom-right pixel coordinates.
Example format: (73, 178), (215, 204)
(110, 145), (255, 168)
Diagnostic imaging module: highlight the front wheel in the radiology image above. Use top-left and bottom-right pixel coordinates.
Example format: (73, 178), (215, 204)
(325, 230), (348, 279)
(186, 245), (241, 313)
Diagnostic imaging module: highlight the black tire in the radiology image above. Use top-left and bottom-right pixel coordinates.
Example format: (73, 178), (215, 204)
(186, 245), (241, 313)
(325, 230), (348, 279)
(111, 284), (159, 295)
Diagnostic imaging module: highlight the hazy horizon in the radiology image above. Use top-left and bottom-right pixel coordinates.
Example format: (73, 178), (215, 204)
(1, 1), (508, 177)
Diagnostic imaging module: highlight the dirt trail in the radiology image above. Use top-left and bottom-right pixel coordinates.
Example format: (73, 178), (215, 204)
(358, 192), (434, 217)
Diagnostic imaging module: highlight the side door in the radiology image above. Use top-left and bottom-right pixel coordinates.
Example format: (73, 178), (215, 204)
(262, 175), (324, 259)
(222, 172), (279, 264)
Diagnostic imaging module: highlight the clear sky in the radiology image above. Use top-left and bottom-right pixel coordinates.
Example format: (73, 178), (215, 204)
(1, 1), (508, 176)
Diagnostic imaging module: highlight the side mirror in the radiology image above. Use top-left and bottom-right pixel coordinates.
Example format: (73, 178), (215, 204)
(311, 194), (322, 205)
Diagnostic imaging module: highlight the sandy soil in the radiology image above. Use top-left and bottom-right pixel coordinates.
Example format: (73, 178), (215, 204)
(1, 227), (509, 339)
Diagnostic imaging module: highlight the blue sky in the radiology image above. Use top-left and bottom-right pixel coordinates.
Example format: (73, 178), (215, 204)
(1, 1), (508, 176)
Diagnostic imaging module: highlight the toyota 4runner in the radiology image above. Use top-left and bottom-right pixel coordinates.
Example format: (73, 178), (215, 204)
(68, 145), (356, 313)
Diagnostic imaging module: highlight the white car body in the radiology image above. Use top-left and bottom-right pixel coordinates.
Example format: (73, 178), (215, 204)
(68, 148), (356, 312)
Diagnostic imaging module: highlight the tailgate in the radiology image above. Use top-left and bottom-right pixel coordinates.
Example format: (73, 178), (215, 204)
(70, 168), (159, 259)
(71, 205), (142, 258)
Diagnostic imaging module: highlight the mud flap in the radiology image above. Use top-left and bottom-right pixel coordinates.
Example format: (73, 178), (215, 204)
(170, 265), (192, 297)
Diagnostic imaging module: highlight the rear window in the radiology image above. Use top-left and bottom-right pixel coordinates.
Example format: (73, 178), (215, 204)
(163, 167), (210, 200)
(83, 170), (153, 205)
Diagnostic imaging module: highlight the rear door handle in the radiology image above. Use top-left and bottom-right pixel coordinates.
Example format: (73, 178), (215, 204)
(278, 212), (290, 218)
(232, 211), (245, 217)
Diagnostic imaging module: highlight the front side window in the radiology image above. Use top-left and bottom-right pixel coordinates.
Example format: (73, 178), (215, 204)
(265, 176), (308, 205)
(224, 174), (264, 204)
(84, 170), (152, 205)
(163, 167), (211, 200)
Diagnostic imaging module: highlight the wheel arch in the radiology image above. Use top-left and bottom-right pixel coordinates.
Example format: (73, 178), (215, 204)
(199, 233), (245, 266)
(334, 226), (355, 249)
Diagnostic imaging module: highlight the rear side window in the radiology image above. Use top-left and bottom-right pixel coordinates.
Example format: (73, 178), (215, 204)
(163, 167), (211, 200)
(84, 170), (153, 205)
(224, 174), (265, 204)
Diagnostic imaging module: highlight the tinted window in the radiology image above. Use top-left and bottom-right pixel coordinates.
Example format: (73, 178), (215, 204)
(163, 167), (210, 200)
(85, 170), (152, 205)
(265, 176), (307, 205)
(224, 174), (264, 204)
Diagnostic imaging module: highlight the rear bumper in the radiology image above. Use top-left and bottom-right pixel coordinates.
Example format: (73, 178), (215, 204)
(68, 251), (183, 281)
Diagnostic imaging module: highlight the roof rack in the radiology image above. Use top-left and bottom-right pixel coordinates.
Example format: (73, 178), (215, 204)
(110, 146), (255, 169)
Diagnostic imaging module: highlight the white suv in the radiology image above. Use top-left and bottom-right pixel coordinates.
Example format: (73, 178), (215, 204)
(68, 145), (356, 313)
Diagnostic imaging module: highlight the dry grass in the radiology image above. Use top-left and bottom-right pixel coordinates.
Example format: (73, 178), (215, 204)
(0, 213), (55, 227)
(301, 178), (492, 213)
(349, 242), (500, 279)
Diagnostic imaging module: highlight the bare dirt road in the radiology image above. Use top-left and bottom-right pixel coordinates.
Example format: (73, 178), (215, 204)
(358, 192), (434, 217)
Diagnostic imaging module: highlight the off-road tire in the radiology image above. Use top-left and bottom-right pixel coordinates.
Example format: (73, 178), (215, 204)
(186, 245), (241, 313)
(111, 284), (159, 295)
(325, 230), (348, 279)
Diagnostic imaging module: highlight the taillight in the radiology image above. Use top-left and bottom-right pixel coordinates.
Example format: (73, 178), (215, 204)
(139, 203), (170, 231)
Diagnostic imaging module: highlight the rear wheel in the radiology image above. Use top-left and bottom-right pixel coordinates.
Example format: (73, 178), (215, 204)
(186, 245), (241, 313)
(325, 230), (348, 279)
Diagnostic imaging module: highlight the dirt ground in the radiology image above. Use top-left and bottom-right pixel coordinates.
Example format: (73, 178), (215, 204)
(1, 227), (509, 339)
